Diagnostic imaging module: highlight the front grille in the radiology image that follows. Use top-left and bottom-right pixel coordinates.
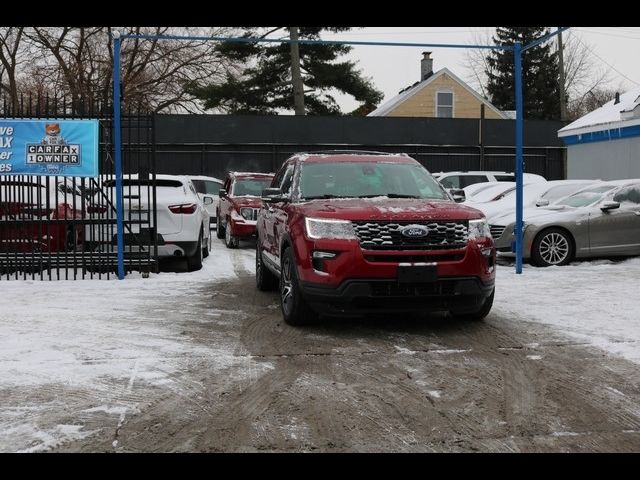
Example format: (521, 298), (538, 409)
(490, 225), (506, 239)
(353, 221), (468, 250)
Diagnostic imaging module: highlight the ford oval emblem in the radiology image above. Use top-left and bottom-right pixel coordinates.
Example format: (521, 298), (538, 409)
(401, 225), (429, 238)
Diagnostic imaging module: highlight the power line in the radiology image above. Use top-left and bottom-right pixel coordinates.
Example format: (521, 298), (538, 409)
(574, 28), (640, 40)
(573, 34), (640, 86)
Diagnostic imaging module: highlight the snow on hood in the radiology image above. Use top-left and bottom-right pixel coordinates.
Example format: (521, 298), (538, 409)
(296, 198), (484, 222)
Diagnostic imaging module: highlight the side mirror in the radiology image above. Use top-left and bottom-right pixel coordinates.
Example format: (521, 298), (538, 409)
(535, 198), (550, 207)
(203, 196), (214, 205)
(449, 188), (466, 203)
(601, 201), (620, 212)
(262, 187), (286, 203)
(218, 188), (227, 198)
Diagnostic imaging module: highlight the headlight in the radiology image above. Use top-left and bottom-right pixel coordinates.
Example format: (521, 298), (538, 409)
(240, 207), (254, 220)
(305, 217), (356, 240)
(468, 218), (491, 240)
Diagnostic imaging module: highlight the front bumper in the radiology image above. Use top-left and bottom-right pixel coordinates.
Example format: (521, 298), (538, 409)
(229, 218), (257, 238)
(491, 224), (535, 258)
(299, 276), (495, 314)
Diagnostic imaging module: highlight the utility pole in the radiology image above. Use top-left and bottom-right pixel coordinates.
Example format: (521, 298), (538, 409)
(289, 27), (305, 115)
(558, 27), (567, 121)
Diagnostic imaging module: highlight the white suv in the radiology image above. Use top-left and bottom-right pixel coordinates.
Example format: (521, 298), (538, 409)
(87, 174), (213, 271)
(434, 171), (546, 189)
(188, 175), (224, 229)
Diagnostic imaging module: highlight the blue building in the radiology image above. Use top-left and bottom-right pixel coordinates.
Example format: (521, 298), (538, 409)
(558, 87), (640, 180)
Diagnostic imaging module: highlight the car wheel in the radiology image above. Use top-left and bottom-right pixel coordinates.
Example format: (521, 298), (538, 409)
(280, 246), (318, 326)
(224, 221), (239, 249)
(531, 228), (574, 267)
(187, 230), (203, 272)
(203, 228), (210, 259)
(256, 240), (278, 291)
(216, 210), (225, 239)
(450, 288), (494, 321)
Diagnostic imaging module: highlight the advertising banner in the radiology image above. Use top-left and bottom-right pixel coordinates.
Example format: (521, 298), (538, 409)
(0, 119), (99, 177)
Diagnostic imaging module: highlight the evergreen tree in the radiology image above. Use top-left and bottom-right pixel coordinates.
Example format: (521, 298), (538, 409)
(485, 27), (561, 120)
(186, 27), (383, 115)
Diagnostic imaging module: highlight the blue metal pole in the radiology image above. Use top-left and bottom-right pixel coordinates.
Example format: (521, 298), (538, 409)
(113, 34), (125, 280)
(514, 42), (524, 274)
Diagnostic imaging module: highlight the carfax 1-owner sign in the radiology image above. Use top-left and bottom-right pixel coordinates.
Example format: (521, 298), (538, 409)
(0, 119), (99, 177)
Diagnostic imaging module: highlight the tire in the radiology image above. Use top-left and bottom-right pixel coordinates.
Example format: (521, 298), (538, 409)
(216, 210), (225, 239)
(224, 220), (239, 249)
(203, 227), (210, 259)
(256, 241), (278, 291)
(279, 246), (318, 326)
(450, 288), (495, 321)
(531, 228), (574, 267)
(186, 230), (203, 272)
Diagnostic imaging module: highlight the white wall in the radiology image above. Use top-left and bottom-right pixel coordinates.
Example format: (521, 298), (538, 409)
(567, 137), (640, 180)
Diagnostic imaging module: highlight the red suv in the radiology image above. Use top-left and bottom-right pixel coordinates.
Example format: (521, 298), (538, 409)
(216, 172), (274, 248)
(255, 152), (496, 325)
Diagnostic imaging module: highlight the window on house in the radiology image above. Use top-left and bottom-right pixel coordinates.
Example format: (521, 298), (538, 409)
(436, 91), (454, 118)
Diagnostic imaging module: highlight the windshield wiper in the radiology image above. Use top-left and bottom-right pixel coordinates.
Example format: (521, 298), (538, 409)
(302, 194), (343, 200)
(356, 193), (422, 199)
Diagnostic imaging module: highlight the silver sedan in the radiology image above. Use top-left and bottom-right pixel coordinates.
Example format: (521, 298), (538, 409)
(490, 179), (640, 266)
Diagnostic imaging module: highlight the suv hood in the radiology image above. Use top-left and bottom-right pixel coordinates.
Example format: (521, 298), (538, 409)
(297, 198), (484, 222)
(230, 196), (263, 208)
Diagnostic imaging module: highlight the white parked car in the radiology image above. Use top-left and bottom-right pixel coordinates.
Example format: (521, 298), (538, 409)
(188, 175), (224, 229)
(87, 174), (213, 271)
(434, 171), (546, 189)
(472, 180), (601, 222)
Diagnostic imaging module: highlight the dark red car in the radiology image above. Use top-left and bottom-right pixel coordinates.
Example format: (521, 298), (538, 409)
(255, 152), (496, 325)
(216, 172), (274, 248)
(0, 177), (86, 253)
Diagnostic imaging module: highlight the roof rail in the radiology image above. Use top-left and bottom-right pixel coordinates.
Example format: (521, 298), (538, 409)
(296, 150), (408, 156)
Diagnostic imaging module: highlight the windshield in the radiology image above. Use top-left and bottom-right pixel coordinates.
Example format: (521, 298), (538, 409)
(232, 178), (272, 197)
(192, 179), (223, 194)
(299, 161), (449, 200)
(555, 185), (614, 207)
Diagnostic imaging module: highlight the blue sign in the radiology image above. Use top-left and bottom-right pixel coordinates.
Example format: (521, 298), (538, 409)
(0, 119), (99, 177)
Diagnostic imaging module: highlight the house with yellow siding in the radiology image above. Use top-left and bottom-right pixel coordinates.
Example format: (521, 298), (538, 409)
(368, 52), (508, 120)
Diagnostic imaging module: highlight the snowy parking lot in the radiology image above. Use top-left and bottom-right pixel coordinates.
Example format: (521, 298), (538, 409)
(1, 240), (640, 452)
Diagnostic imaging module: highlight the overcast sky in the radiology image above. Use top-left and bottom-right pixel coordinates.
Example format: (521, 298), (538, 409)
(316, 27), (640, 113)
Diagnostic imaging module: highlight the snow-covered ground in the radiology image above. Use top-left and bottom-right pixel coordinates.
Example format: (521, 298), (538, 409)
(1, 241), (639, 451)
(493, 257), (640, 364)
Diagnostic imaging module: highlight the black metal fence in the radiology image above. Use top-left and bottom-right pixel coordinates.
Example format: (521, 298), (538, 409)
(154, 115), (567, 180)
(0, 94), (157, 280)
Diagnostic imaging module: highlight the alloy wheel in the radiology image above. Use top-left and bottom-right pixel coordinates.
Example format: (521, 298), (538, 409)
(281, 255), (293, 315)
(539, 232), (569, 265)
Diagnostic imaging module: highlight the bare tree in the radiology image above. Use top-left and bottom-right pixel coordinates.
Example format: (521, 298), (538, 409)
(15, 26), (237, 113)
(0, 27), (25, 109)
(566, 85), (621, 120)
(464, 28), (612, 117)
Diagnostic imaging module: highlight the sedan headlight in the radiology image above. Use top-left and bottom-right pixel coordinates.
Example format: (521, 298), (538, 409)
(468, 218), (491, 240)
(240, 207), (254, 220)
(305, 217), (356, 240)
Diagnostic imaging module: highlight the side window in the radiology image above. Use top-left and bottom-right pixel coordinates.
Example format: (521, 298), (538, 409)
(439, 176), (459, 189)
(279, 165), (295, 195)
(494, 175), (514, 182)
(271, 165), (286, 189)
(613, 185), (640, 205)
(459, 175), (489, 188)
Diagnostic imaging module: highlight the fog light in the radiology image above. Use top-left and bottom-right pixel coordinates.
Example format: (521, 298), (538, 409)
(311, 251), (336, 272)
(481, 247), (495, 271)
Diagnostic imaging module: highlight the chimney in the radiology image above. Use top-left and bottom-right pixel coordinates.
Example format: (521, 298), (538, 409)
(421, 52), (433, 81)
(614, 92), (620, 105)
